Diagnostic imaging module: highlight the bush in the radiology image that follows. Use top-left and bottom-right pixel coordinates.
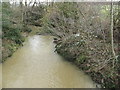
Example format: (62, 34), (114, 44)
(2, 2), (25, 62)
(23, 25), (32, 33)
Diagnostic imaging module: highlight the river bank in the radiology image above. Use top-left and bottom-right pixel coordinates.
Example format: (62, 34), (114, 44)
(54, 36), (119, 88)
(2, 25), (41, 63)
(2, 27), (29, 62)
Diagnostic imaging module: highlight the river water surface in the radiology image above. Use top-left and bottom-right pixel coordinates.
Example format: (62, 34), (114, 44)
(3, 35), (96, 88)
(0, 64), (2, 89)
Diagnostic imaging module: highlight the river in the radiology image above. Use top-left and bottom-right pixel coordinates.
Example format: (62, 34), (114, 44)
(0, 64), (2, 89)
(2, 35), (96, 88)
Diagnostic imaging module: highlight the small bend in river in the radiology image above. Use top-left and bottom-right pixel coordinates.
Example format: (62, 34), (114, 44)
(2, 35), (96, 88)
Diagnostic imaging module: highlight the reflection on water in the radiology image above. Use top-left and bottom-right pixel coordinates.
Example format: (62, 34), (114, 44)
(3, 35), (96, 88)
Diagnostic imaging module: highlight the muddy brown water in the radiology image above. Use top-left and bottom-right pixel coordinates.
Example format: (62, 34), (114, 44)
(0, 64), (2, 89)
(2, 35), (96, 88)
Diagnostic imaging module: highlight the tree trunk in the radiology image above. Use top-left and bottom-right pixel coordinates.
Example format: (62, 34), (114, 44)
(24, 0), (27, 25)
(110, 0), (117, 68)
(20, 0), (23, 24)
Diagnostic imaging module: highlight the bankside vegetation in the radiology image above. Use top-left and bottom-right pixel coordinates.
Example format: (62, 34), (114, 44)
(1, 2), (43, 62)
(1, 1), (120, 88)
(41, 2), (120, 88)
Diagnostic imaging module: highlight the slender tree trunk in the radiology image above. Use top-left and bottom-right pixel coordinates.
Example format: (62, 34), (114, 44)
(20, 0), (23, 24)
(32, 0), (37, 8)
(24, 0), (27, 25)
(51, 0), (54, 6)
(110, 0), (117, 68)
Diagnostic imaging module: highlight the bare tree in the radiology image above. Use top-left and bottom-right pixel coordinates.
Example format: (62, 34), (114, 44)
(110, 0), (117, 68)
(24, 0), (27, 25)
(32, 0), (37, 8)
